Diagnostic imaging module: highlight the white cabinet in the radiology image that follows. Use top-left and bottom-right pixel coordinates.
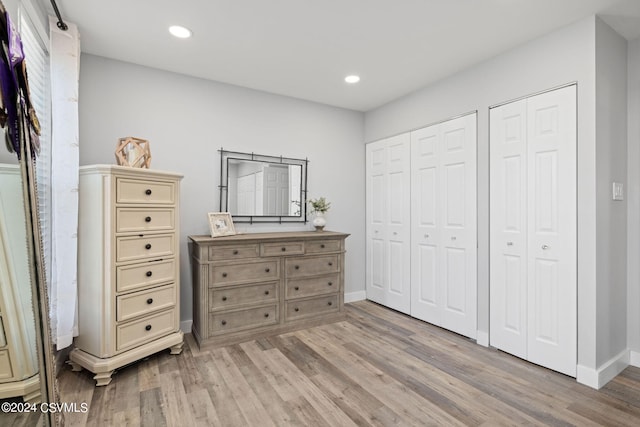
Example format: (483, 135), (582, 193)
(365, 134), (411, 314)
(366, 113), (477, 338)
(489, 85), (577, 377)
(69, 165), (184, 386)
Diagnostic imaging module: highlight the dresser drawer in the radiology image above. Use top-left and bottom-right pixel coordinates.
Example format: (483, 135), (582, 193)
(285, 295), (338, 321)
(0, 350), (13, 380)
(209, 244), (259, 260)
(116, 178), (176, 205)
(210, 282), (277, 311)
(209, 305), (277, 335)
(286, 274), (339, 299)
(210, 260), (279, 286)
(117, 284), (176, 322)
(261, 241), (304, 257)
(116, 259), (176, 293)
(116, 207), (175, 233)
(305, 239), (341, 254)
(116, 309), (176, 352)
(285, 255), (339, 278)
(116, 234), (174, 263)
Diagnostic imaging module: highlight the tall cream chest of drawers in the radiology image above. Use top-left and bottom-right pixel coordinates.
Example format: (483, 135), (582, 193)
(69, 165), (183, 386)
(189, 231), (349, 348)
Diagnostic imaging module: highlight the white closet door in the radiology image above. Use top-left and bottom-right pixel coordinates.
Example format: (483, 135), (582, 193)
(526, 86), (576, 377)
(489, 85), (576, 377)
(366, 134), (411, 314)
(411, 114), (477, 338)
(489, 99), (528, 359)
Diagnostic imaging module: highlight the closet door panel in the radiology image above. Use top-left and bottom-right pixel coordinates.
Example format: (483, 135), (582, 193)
(411, 125), (442, 324)
(490, 100), (528, 359)
(526, 85), (576, 377)
(366, 135), (411, 314)
(440, 115), (477, 338)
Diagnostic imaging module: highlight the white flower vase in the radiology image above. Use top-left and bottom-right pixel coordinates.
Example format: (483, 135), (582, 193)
(312, 212), (326, 231)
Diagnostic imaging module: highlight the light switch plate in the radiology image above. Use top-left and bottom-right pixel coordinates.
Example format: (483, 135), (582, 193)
(612, 182), (624, 201)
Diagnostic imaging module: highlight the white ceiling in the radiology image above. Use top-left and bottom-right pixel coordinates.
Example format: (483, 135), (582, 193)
(45, 0), (640, 112)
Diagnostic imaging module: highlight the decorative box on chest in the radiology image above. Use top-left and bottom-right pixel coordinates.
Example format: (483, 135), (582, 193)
(189, 231), (349, 348)
(69, 165), (183, 386)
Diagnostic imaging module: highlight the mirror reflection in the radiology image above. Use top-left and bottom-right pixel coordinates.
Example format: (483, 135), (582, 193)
(0, 161), (41, 425)
(220, 149), (308, 223)
(228, 159), (302, 216)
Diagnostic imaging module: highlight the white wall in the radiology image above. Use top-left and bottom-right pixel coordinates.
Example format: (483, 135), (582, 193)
(78, 54), (365, 324)
(365, 17), (607, 376)
(595, 17), (628, 367)
(628, 36), (640, 359)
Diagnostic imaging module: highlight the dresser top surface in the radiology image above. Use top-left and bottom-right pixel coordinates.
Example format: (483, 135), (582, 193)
(79, 164), (183, 180)
(189, 231), (349, 245)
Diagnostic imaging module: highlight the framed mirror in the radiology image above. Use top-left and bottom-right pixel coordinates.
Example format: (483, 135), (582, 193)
(219, 149), (308, 223)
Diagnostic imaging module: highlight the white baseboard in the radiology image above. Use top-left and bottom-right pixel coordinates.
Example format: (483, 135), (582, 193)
(476, 330), (489, 347)
(180, 320), (193, 334)
(577, 349), (629, 389)
(630, 350), (640, 367)
(345, 291), (366, 303)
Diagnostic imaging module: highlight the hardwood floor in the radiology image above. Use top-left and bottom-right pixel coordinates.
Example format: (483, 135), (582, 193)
(58, 301), (640, 426)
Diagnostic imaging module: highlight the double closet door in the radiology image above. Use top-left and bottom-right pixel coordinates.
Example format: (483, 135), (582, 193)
(366, 113), (477, 339)
(489, 85), (577, 377)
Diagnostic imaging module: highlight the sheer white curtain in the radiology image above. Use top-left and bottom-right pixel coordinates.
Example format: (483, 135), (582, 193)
(48, 16), (80, 350)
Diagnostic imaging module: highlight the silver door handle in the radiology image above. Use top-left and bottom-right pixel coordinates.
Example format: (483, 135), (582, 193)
(542, 245), (549, 250)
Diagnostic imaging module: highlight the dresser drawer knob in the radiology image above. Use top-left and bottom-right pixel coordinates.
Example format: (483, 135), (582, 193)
(222, 272), (228, 278)
(221, 320), (227, 325)
(264, 313), (269, 318)
(146, 271), (153, 277)
(265, 268), (270, 273)
(321, 244), (325, 248)
(295, 265), (300, 270)
(328, 262), (333, 266)
(145, 189), (152, 195)
(281, 247), (286, 252)
(327, 301), (333, 306)
(294, 286), (299, 291)
(145, 216), (152, 222)
(145, 243), (152, 250)
(145, 325), (152, 331)
(294, 307), (299, 312)
(264, 290), (270, 295)
(146, 298), (153, 304)
(233, 250), (239, 255)
(222, 296), (227, 301)
(328, 282), (333, 286)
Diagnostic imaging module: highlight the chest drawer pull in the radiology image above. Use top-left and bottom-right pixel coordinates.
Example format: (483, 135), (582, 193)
(294, 286), (299, 291)
(295, 265), (300, 270)
(265, 268), (270, 273)
(264, 290), (270, 295)
(222, 272), (228, 277)
(233, 250), (239, 255)
(145, 216), (152, 222)
(145, 243), (152, 250)
(146, 271), (153, 277)
(321, 244), (325, 248)
(327, 301), (333, 306)
(146, 298), (153, 305)
(145, 325), (152, 331)
(294, 307), (299, 312)
(328, 262), (333, 266)
(221, 320), (227, 325)
(222, 296), (227, 301)
(328, 282), (333, 286)
(281, 247), (286, 252)
(264, 313), (269, 318)
(145, 189), (152, 195)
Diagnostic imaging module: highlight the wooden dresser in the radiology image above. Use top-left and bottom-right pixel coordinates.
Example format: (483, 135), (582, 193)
(69, 165), (183, 386)
(189, 231), (349, 348)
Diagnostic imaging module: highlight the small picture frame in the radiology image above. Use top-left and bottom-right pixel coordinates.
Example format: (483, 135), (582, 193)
(208, 212), (236, 237)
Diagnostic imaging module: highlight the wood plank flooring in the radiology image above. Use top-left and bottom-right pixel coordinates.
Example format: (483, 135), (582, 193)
(58, 301), (640, 426)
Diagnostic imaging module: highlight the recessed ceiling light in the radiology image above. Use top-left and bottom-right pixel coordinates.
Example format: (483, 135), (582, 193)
(345, 75), (360, 84)
(169, 25), (192, 39)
